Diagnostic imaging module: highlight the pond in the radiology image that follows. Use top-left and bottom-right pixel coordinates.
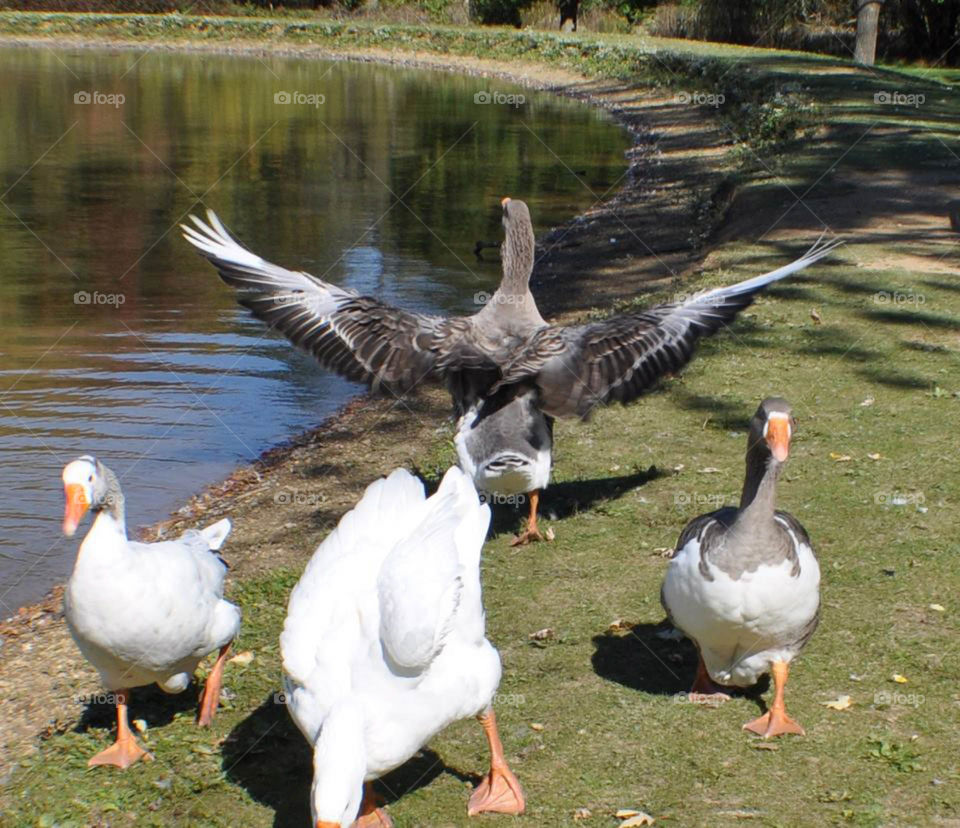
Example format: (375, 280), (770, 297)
(0, 45), (631, 613)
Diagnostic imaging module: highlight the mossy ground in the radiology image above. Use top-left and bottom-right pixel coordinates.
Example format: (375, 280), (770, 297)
(1, 13), (958, 828)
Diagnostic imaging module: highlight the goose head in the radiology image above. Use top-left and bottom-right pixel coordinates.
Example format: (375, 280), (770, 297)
(61, 455), (120, 536)
(310, 703), (367, 828)
(500, 197), (535, 285)
(748, 397), (795, 466)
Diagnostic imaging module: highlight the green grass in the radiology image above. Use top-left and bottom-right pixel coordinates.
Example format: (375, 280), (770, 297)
(2, 13), (960, 828)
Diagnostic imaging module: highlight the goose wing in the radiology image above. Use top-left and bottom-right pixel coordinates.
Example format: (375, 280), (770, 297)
(494, 237), (842, 419)
(183, 211), (490, 395)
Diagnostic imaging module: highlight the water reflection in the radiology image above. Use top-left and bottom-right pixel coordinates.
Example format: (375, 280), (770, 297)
(0, 45), (629, 611)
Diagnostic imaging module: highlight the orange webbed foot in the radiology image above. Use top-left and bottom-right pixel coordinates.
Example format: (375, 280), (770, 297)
(468, 764), (526, 816)
(87, 735), (152, 769)
(743, 708), (805, 738)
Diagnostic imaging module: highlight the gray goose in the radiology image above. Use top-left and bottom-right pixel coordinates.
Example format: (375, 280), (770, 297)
(182, 200), (839, 545)
(661, 397), (820, 738)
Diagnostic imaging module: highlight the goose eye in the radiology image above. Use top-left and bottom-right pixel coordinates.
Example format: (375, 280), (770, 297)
(88, 474), (94, 482)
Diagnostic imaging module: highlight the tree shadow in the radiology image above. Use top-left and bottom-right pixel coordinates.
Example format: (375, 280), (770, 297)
(222, 694), (478, 828)
(74, 682), (201, 734)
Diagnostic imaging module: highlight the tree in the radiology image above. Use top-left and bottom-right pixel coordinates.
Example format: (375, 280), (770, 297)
(854, 0), (884, 65)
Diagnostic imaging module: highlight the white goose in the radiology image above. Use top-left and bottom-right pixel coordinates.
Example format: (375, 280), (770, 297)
(280, 466), (525, 828)
(661, 398), (820, 737)
(61, 455), (241, 767)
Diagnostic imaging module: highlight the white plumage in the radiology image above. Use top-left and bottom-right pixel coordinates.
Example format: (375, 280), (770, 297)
(280, 465), (524, 827)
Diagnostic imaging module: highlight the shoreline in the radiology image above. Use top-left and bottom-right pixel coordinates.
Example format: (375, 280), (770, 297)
(0, 31), (674, 627)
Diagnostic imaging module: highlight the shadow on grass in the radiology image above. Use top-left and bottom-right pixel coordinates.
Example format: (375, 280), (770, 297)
(75, 682), (200, 735)
(591, 621), (697, 696)
(222, 694), (479, 828)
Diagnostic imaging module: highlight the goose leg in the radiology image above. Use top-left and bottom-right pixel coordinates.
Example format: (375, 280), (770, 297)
(689, 653), (731, 703)
(468, 709), (525, 816)
(353, 782), (393, 827)
(743, 660), (805, 738)
(510, 490), (547, 546)
(197, 642), (231, 726)
(88, 689), (152, 769)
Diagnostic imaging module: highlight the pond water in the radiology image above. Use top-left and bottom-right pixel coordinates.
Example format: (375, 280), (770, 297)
(0, 45), (630, 614)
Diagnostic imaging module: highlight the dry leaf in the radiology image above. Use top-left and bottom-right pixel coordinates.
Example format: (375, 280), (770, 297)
(821, 695), (853, 711)
(529, 628), (555, 641)
(673, 464), (685, 473)
(829, 452), (853, 462)
(529, 722), (544, 731)
(228, 650), (254, 666)
(860, 397), (875, 407)
(653, 547), (674, 557)
(892, 674), (909, 684)
(698, 467), (721, 474)
(867, 453), (882, 460)
(751, 742), (779, 751)
(133, 718), (148, 734)
(619, 814), (655, 827)
(607, 619), (634, 633)
(929, 603), (945, 612)
(810, 308), (822, 324)
(616, 811), (640, 819)
(544, 527), (556, 541)
(573, 807), (592, 820)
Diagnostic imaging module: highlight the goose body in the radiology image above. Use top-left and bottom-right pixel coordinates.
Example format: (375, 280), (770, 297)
(661, 398), (820, 736)
(280, 466), (524, 827)
(184, 199), (839, 544)
(61, 455), (240, 766)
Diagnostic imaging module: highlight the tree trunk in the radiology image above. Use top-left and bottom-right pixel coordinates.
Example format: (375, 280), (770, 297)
(853, 0), (883, 65)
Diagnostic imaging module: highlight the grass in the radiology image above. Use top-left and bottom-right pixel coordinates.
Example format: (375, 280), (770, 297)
(2, 12), (960, 828)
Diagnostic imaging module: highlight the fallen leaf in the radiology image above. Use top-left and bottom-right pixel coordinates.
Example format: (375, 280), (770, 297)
(810, 308), (822, 324)
(133, 718), (148, 734)
(751, 741), (779, 751)
(619, 814), (655, 827)
(616, 811), (640, 819)
(573, 807), (592, 820)
(673, 464), (685, 472)
(867, 452), (882, 460)
(529, 628), (555, 641)
(228, 650), (254, 666)
(544, 527), (556, 541)
(821, 695), (853, 711)
(529, 722), (544, 731)
(829, 452), (853, 462)
(607, 619), (634, 633)
(698, 467), (721, 474)
(653, 547), (674, 557)
(860, 397), (875, 407)
(929, 603), (945, 612)
(892, 674), (909, 684)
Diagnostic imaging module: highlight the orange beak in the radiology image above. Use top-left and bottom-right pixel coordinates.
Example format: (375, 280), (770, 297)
(765, 416), (790, 463)
(501, 196), (511, 207)
(63, 483), (90, 536)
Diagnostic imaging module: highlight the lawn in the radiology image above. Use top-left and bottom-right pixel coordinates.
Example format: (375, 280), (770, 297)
(1, 13), (958, 828)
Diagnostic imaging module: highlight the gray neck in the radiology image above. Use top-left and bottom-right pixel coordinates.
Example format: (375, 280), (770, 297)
(735, 448), (780, 532)
(95, 465), (126, 529)
(499, 223), (535, 296)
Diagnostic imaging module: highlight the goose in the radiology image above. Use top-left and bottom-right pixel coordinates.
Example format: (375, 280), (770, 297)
(61, 455), (241, 767)
(660, 398), (820, 737)
(183, 200), (839, 545)
(280, 465), (525, 827)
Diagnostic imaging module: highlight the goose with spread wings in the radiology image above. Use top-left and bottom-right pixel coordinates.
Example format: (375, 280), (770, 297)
(183, 199), (839, 544)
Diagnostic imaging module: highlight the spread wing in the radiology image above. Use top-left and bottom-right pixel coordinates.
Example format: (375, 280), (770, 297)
(494, 236), (842, 418)
(183, 211), (484, 395)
